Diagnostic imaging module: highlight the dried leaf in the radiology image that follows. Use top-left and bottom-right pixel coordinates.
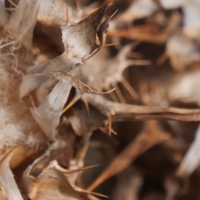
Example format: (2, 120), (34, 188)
(31, 81), (72, 140)
(62, 2), (110, 63)
(19, 55), (71, 98)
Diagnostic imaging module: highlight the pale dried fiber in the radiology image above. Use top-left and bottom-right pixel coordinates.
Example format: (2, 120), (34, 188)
(0, 47), (46, 151)
(0, 150), (23, 200)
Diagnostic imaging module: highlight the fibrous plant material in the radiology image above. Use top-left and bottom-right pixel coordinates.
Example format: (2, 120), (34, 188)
(1, 0), (200, 199)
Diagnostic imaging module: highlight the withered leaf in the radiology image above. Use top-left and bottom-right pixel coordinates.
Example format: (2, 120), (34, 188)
(31, 81), (72, 140)
(19, 55), (73, 98)
(62, 2), (110, 63)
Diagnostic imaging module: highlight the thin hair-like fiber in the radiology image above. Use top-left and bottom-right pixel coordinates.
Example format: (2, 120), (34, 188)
(0, 37), (46, 153)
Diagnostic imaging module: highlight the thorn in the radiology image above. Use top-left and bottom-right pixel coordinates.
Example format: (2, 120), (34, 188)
(56, 164), (99, 174)
(62, 95), (80, 113)
(104, 42), (119, 47)
(157, 51), (168, 66)
(81, 190), (108, 198)
(76, 141), (91, 161)
(126, 60), (151, 66)
(121, 77), (138, 100)
(108, 115), (112, 136)
(82, 99), (90, 116)
(7, 0), (17, 7)
(109, 88), (118, 102)
(115, 87), (126, 103)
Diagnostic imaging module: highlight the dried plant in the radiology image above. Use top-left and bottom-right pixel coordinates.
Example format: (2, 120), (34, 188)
(1, 0), (200, 200)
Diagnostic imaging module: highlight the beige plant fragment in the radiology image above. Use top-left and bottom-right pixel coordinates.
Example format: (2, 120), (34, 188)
(5, 0), (40, 49)
(73, 45), (149, 99)
(23, 161), (100, 200)
(0, 150), (23, 200)
(20, 1), (111, 140)
(2, 0), (200, 199)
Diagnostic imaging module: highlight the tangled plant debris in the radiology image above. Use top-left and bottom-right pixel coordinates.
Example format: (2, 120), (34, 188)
(1, 0), (200, 199)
